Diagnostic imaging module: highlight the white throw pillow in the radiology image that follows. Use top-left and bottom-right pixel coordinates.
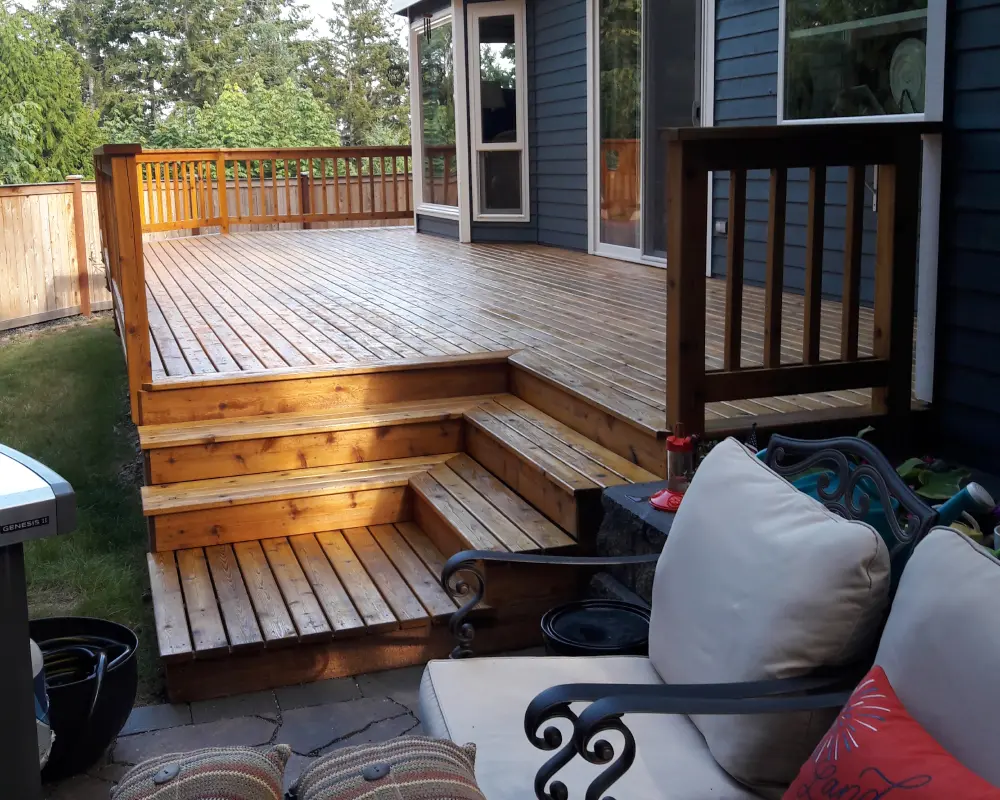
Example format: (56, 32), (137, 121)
(648, 437), (891, 796)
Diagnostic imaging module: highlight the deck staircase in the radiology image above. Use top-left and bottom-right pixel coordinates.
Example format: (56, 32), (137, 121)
(138, 354), (661, 701)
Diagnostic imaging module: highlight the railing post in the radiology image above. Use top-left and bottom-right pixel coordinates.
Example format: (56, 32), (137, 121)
(300, 171), (312, 230)
(66, 175), (91, 317)
(100, 144), (151, 421)
(666, 136), (708, 436)
(215, 153), (230, 234)
(872, 140), (921, 441)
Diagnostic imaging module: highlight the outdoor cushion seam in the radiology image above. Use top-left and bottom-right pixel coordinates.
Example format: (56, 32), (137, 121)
(428, 668), (453, 740)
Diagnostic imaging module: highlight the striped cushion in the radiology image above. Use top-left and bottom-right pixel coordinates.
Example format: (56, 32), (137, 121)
(111, 744), (290, 799)
(291, 736), (484, 799)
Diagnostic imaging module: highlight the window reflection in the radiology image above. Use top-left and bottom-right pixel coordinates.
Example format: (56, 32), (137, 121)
(418, 20), (458, 206)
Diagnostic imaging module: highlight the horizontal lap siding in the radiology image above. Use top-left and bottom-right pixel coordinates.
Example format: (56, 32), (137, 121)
(532, 0), (588, 250)
(711, 0), (877, 302)
(416, 214), (460, 239)
(934, 0), (1000, 464)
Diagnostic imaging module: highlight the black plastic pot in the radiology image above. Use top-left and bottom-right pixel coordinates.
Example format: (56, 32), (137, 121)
(541, 599), (651, 657)
(30, 617), (138, 781)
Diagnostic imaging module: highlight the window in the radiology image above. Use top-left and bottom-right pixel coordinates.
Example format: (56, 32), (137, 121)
(411, 10), (458, 214)
(779, 0), (946, 123)
(469, 2), (529, 221)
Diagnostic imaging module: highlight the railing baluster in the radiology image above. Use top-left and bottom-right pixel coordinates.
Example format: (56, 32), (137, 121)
(271, 159), (279, 219)
(284, 157), (292, 218)
(216, 154), (229, 233)
(320, 158), (329, 218)
(333, 156), (341, 216)
(724, 169), (747, 372)
(763, 167), (787, 369)
(841, 165), (864, 361)
(803, 166), (827, 365)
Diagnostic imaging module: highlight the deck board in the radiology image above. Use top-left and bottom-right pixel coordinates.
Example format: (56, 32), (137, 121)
(144, 228), (880, 426)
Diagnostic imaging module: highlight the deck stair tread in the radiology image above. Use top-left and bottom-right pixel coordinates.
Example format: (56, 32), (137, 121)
(148, 523), (474, 663)
(142, 454), (455, 516)
(410, 454), (576, 554)
(465, 397), (660, 492)
(138, 395), (496, 449)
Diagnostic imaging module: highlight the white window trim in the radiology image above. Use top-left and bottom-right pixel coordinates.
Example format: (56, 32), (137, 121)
(776, 0), (947, 125)
(409, 8), (461, 222)
(468, 0), (530, 223)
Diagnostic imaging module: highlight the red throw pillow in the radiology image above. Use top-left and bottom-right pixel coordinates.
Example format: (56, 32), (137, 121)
(784, 666), (1000, 799)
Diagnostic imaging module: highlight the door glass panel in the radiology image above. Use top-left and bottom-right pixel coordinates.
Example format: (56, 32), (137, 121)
(599, 0), (642, 250)
(479, 151), (522, 213)
(418, 19), (458, 207)
(479, 15), (517, 144)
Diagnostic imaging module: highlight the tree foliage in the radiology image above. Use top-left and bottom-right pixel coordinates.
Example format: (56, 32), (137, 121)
(0, 5), (101, 181)
(306, 0), (409, 145)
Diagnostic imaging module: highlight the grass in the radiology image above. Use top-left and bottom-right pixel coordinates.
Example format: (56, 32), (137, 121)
(0, 317), (162, 702)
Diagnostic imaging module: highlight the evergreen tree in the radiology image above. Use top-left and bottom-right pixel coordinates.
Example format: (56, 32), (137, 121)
(0, 5), (101, 181)
(307, 0), (409, 145)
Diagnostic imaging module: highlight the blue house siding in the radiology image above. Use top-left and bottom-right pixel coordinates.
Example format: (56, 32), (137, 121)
(711, 0), (878, 303)
(416, 214), (460, 239)
(469, 0), (588, 249)
(933, 0), (1000, 464)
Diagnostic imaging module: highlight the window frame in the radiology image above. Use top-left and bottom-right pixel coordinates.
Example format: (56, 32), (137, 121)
(409, 7), (461, 220)
(776, 0), (947, 125)
(468, 0), (531, 223)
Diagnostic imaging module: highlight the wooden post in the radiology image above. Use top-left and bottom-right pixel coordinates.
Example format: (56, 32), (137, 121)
(100, 144), (151, 422)
(872, 141), (921, 438)
(215, 153), (230, 233)
(300, 171), (312, 230)
(66, 175), (91, 317)
(666, 137), (708, 436)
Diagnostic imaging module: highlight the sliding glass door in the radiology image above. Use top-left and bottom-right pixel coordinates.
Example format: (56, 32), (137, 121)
(596, 0), (643, 257)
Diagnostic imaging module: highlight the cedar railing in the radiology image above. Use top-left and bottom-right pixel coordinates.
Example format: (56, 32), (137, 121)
(94, 144), (151, 419)
(423, 145), (458, 206)
(133, 146), (414, 234)
(666, 122), (935, 439)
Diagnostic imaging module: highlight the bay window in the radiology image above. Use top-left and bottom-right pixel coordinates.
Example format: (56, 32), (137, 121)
(410, 9), (459, 214)
(469, 1), (529, 221)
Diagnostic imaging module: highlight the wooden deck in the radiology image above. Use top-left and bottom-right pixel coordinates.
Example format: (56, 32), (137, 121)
(143, 227), (877, 432)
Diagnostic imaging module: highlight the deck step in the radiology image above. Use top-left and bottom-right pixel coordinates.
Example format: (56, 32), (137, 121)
(410, 453), (576, 558)
(462, 395), (660, 539)
(143, 454), (455, 551)
(148, 522), (474, 664)
(139, 396), (492, 484)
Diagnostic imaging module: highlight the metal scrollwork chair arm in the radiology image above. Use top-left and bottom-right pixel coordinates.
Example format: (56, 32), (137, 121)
(440, 550), (660, 660)
(526, 670), (861, 800)
(568, 690), (853, 800)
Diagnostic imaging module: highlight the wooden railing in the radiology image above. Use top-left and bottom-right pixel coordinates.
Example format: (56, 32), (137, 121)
(423, 145), (457, 207)
(665, 122), (936, 439)
(601, 138), (640, 220)
(94, 144), (150, 419)
(134, 146), (414, 234)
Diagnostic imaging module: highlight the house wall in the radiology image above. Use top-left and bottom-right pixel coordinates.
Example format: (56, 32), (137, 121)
(416, 214), (461, 238)
(711, 0), (878, 303)
(933, 0), (1000, 466)
(468, 0), (589, 249)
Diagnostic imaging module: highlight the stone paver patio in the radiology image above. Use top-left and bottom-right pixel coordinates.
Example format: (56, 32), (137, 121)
(44, 664), (426, 799)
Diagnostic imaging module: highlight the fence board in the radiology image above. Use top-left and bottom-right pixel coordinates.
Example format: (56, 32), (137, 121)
(0, 182), (111, 332)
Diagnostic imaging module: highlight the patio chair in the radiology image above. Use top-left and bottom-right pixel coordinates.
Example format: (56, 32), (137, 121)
(419, 435), (940, 799)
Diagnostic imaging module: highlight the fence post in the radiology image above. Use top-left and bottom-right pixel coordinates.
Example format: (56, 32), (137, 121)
(100, 144), (151, 422)
(665, 136), (709, 436)
(66, 175), (91, 317)
(215, 153), (230, 234)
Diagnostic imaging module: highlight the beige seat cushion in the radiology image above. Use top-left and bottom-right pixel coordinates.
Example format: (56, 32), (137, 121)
(420, 656), (760, 800)
(649, 437), (891, 796)
(875, 527), (1000, 788)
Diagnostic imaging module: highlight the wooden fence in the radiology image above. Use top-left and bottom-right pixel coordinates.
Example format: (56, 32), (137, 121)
(665, 122), (934, 442)
(0, 179), (112, 331)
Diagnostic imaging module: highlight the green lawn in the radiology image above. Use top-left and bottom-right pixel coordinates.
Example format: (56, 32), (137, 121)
(0, 317), (161, 702)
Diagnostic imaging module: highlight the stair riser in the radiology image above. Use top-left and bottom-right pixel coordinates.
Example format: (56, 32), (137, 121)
(147, 420), (464, 483)
(149, 487), (411, 551)
(510, 367), (666, 477)
(464, 425), (585, 538)
(411, 491), (477, 559)
(139, 363), (509, 425)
